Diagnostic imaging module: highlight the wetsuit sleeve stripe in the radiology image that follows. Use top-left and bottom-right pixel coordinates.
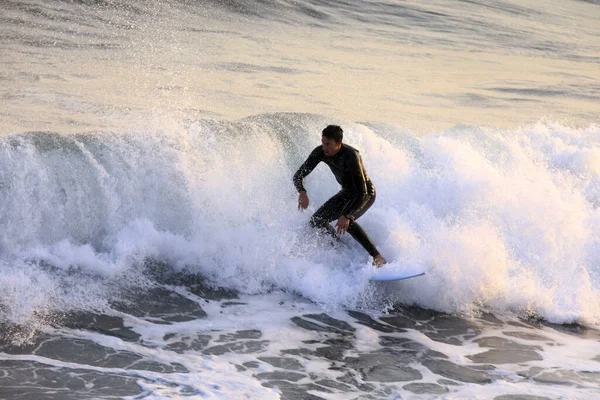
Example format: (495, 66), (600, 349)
(345, 152), (370, 220)
(293, 147), (322, 193)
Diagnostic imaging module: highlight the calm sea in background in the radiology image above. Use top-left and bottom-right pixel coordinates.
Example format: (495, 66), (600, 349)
(1, 0), (599, 399)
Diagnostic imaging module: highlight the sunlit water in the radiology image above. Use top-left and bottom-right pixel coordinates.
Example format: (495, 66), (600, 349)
(1, 0), (599, 134)
(1, 0), (599, 399)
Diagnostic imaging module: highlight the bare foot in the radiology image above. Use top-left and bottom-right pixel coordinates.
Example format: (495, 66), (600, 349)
(373, 255), (387, 268)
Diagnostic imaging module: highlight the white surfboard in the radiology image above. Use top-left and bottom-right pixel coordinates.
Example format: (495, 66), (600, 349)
(370, 269), (425, 282)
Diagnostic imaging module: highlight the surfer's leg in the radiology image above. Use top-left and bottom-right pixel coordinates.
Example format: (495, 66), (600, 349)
(343, 193), (386, 264)
(309, 192), (347, 238)
(310, 192), (386, 264)
(346, 222), (380, 257)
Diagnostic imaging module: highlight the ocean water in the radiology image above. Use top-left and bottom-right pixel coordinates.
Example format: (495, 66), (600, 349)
(1, 0), (600, 399)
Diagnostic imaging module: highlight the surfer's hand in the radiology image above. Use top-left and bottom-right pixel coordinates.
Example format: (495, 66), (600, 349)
(336, 216), (350, 235)
(298, 191), (309, 210)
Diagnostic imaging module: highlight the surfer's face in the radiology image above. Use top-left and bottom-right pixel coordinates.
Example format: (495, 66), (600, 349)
(322, 136), (342, 157)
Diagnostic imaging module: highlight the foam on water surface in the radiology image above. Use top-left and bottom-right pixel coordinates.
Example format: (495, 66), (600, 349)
(3, 288), (600, 399)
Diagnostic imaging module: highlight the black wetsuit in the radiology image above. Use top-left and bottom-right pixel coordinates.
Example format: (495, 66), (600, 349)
(293, 144), (381, 257)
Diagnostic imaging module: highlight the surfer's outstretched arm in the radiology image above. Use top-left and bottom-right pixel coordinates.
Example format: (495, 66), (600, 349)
(298, 191), (309, 210)
(293, 146), (322, 210)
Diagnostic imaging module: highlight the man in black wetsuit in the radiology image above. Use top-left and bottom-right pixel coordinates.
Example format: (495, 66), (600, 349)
(293, 125), (387, 266)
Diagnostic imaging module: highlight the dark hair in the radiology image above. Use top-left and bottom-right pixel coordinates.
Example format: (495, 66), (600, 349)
(322, 125), (343, 143)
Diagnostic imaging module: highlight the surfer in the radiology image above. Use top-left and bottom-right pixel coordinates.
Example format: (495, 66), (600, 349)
(293, 125), (387, 267)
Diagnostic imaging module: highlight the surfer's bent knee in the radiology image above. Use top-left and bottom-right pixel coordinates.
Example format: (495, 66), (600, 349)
(309, 215), (327, 229)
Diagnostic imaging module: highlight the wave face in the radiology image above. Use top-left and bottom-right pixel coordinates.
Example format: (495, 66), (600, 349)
(1, 113), (599, 329)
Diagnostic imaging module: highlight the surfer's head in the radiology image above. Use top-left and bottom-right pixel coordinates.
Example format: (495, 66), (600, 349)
(322, 125), (343, 143)
(321, 125), (343, 157)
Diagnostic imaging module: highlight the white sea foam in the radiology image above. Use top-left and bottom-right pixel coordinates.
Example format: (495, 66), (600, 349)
(0, 115), (599, 327)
